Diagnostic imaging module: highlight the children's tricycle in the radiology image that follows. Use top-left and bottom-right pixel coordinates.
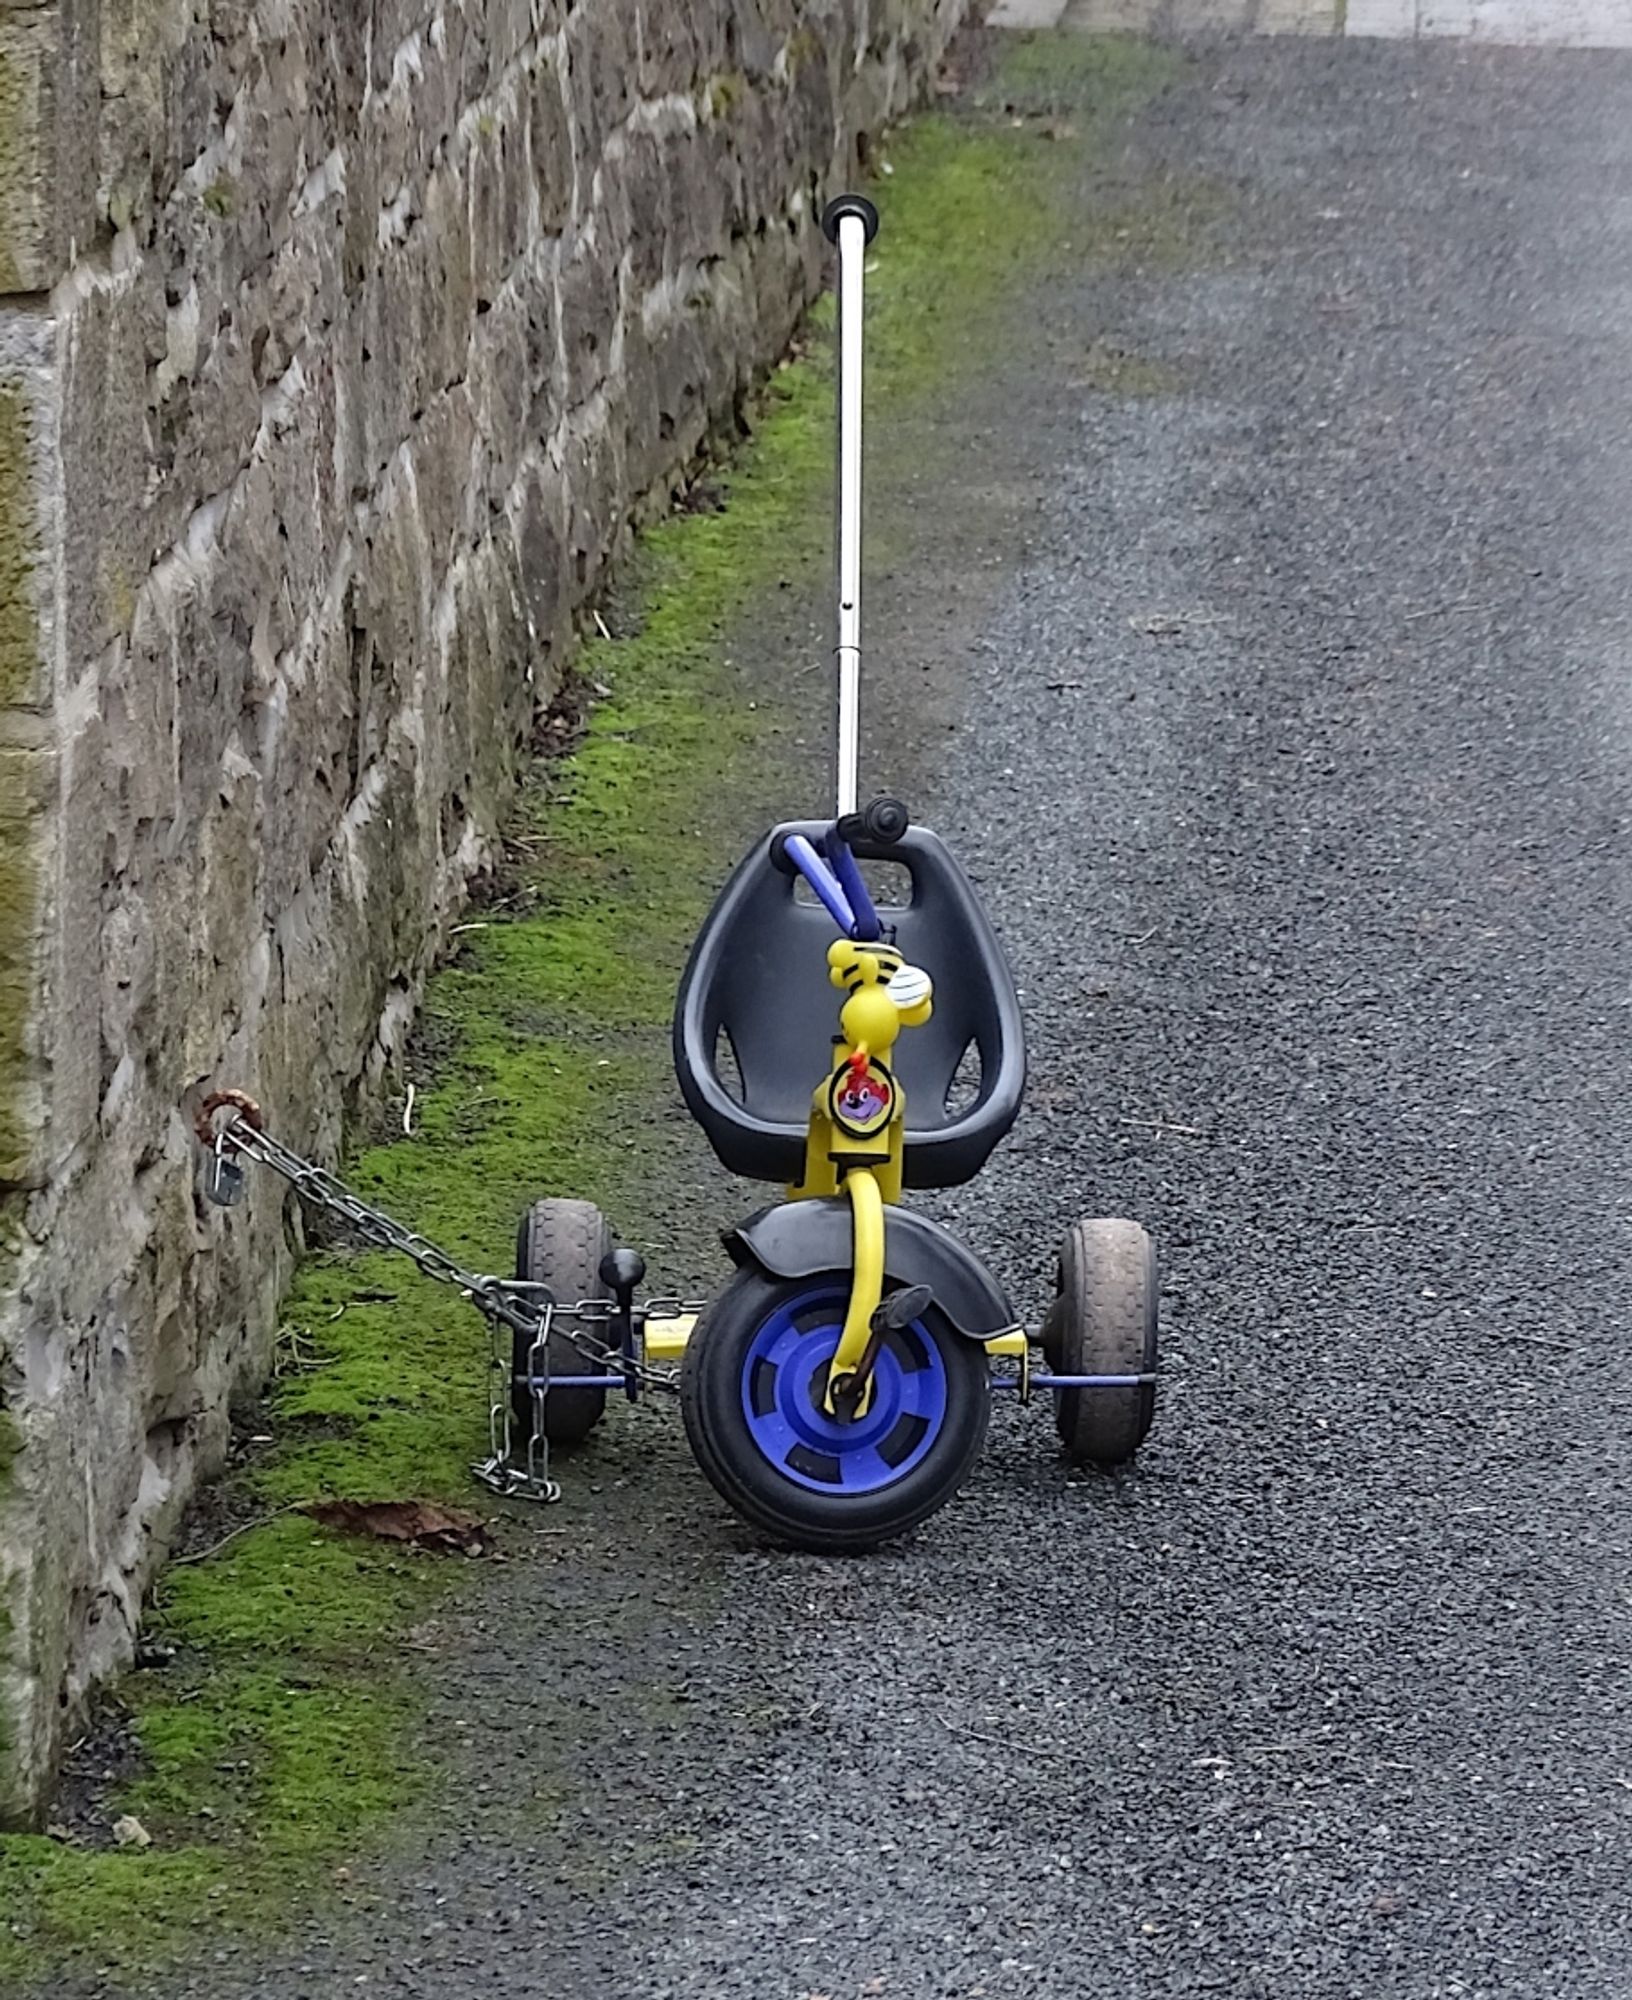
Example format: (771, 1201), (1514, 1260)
(195, 195), (1159, 1553)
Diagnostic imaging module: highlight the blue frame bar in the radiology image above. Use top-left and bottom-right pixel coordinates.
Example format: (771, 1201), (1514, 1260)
(994, 1372), (1156, 1390)
(824, 832), (881, 942)
(530, 1373), (1155, 1393)
(783, 833), (856, 933)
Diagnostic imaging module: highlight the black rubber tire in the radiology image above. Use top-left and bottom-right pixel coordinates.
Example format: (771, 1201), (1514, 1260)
(512, 1198), (616, 1449)
(680, 1265), (990, 1553)
(1051, 1218), (1159, 1467)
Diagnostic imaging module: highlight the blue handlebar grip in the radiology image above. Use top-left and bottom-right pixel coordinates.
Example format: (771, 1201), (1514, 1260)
(784, 835), (857, 934)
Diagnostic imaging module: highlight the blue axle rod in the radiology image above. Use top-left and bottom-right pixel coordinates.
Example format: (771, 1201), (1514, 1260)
(524, 1370), (1156, 1391)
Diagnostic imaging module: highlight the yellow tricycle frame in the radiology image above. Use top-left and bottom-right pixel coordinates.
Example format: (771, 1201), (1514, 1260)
(786, 936), (934, 1403)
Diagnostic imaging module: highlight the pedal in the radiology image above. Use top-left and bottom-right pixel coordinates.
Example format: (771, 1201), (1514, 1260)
(870, 1283), (932, 1335)
(830, 1286), (935, 1423)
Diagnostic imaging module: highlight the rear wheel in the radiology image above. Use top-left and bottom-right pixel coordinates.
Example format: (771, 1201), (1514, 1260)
(513, 1198), (616, 1449)
(1050, 1218), (1158, 1467)
(680, 1267), (989, 1552)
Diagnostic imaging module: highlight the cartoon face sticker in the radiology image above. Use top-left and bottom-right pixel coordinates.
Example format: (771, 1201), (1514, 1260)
(829, 1057), (894, 1137)
(840, 1076), (890, 1123)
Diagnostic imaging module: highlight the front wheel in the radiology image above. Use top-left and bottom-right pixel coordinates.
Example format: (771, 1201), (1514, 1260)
(680, 1268), (989, 1552)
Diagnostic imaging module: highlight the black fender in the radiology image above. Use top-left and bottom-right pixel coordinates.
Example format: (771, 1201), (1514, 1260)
(725, 1201), (1017, 1343)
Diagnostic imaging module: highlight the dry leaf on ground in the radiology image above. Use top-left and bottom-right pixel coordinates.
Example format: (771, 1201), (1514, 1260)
(302, 1499), (493, 1556)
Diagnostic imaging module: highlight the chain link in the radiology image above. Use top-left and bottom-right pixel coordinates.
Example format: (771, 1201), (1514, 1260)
(204, 1110), (703, 1503)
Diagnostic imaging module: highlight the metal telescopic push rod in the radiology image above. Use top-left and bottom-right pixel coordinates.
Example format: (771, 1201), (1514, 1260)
(823, 195), (880, 820)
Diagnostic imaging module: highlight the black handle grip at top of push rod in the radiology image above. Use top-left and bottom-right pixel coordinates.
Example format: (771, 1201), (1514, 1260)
(836, 796), (910, 848)
(821, 194), (880, 245)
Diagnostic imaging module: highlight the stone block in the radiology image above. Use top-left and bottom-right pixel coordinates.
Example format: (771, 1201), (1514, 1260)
(410, 384), (480, 567)
(0, 0), (98, 293)
(663, 118), (732, 267)
(356, 245), (426, 480)
(510, 459), (568, 668)
(467, 95), (530, 308)
(59, 275), (148, 666)
(43, 691), (106, 1170)
(468, 285), (535, 507)
(526, 50), (573, 236)
(97, 0), (170, 221)
(369, 0), (427, 93)
(558, 231), (621, 405)
(635, 0), (699, 94)
(421, 164), (478, 395)
(233, 35), (310, 237)
(565, 0), (635, 175)
(0, 826), (41, 1184)
(487, 0), (535, 80)
(0, 379), (45, 713)
(620, 128), (670, 291)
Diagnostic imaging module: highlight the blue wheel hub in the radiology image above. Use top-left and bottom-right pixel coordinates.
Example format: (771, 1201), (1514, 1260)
(740, 1287), (949, 1494)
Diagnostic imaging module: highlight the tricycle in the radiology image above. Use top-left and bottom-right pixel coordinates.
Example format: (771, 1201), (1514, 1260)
(195, 195), (1160, 1553)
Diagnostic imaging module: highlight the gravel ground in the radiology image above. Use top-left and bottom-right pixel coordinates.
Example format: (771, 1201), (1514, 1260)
(64, 29), (1632, 2000)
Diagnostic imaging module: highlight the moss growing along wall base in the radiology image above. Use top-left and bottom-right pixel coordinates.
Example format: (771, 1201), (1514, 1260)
(0, 32), (1194, 1982)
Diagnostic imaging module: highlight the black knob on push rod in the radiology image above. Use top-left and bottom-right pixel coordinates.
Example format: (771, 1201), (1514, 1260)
(822, 194), (880, 244)
(836, 796), (910, 848)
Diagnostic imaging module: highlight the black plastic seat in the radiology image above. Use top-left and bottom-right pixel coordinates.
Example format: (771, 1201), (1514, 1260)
(674, 822), (1026, 1189)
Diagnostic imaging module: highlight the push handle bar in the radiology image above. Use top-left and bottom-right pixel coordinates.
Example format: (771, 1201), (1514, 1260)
(822, 194), (877, 820)
(821, 195), (880, 245)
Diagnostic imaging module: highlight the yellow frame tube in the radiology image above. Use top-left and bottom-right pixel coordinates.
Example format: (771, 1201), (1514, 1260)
(830, 1166), (886, 1386)
(642, 1313), (696, 1363)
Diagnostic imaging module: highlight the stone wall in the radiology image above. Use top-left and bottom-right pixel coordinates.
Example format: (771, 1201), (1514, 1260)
(0, 0), (967, 1822)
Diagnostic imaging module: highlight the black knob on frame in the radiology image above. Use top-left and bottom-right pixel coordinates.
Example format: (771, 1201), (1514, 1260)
(599, 1248), (646, 1299)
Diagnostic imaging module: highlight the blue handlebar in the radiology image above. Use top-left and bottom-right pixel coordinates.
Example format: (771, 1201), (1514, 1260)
(823, 831), (882, 942)
(783, 834), (852, 930)
(782, 830), (883, 942)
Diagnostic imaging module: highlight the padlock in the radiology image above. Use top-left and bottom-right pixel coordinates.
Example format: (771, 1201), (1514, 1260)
(206, 1140), (247, 1208)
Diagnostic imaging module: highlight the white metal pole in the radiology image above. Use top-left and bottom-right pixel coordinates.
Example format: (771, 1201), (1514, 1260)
(834, 210), (866, 819)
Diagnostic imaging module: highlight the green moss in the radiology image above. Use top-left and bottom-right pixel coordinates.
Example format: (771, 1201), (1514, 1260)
(201, 178), (235, 219)
(0, 1662), (416, 1964)
(156, 1514), (426, 1658)
(706, 71), (745, 120)
(976, 29), (1182, 118)
(0, 32), (1196, 1980)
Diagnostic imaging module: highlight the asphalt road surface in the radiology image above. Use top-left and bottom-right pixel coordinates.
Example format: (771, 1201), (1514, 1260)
(81, 19), (1632, 2000)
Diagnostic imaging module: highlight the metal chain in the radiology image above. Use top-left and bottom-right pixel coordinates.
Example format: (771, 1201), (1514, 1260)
(201, 1107), (703, 1502)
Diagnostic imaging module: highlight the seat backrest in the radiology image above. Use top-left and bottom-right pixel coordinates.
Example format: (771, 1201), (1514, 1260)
(673, 822), (1026, 1189)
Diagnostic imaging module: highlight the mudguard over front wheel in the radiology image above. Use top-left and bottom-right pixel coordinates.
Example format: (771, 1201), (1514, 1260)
(725, 1200), (1017, 1342)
